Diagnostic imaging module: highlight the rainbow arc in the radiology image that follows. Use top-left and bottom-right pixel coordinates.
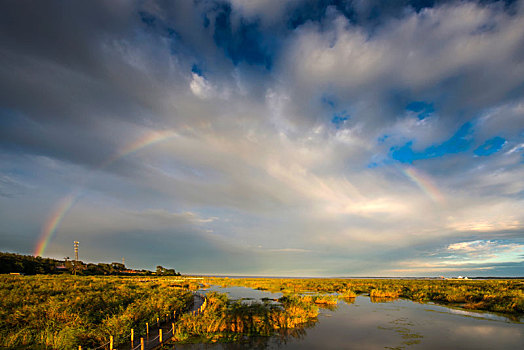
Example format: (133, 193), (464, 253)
(34, 129), (179, 257)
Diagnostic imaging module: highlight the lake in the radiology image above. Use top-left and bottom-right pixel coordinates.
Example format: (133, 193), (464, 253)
(171, 286), (524, 349)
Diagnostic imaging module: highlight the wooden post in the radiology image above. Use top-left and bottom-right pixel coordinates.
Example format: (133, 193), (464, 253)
(174, 310), (176, 319)
(131, 328), (134, 343)
(159, 329), (162, 343)
(140, 337), (144, 350)
(146, 322), (149, 334)
(172, 323), (175, 335)
(157, 317), (160, 327)
(109, 335), (113, 350)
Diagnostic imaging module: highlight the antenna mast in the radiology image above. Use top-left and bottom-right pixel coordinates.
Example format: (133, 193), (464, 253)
(73, 241), (79, 262)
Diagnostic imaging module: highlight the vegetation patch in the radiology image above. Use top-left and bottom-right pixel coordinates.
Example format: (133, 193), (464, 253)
(0, 275), (193, 349)
(170, 292), (319, 344)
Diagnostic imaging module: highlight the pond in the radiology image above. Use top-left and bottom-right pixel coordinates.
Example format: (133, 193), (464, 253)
(172, 286), (524, 349)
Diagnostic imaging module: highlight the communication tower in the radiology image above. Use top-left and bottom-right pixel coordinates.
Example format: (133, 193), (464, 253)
(73, 241), (79, 261)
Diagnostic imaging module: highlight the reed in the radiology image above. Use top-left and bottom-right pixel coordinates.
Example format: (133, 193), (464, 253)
(172, 292), (319, 343)
(0, 275), (193, 349)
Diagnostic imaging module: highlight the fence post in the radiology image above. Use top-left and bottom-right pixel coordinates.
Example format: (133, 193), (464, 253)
(109, 335), (113, 350)
(172, 323), (175, 335)
(159, 329), (162, 343)
(174, 310), (176, 319)
(140, 337), (144, 350)
(146, 322), (149, 334)
(131, 328), (134, 343)
(157, 317), (160, 327)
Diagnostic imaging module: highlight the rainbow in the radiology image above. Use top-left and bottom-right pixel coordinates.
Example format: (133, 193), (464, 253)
(33, 129), (179, 257)
(100, 130), (178, 168)
(34, 193), (77, 257)
(403, 167), (445, 204)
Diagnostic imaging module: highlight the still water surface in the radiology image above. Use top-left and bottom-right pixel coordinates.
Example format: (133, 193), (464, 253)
(173, 286), (524, 349)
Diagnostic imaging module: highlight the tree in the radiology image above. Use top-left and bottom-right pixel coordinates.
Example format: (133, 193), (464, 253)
(156, 266), (178, 275)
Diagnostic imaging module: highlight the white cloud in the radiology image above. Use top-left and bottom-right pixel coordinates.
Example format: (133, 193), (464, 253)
(447, 240), (524, 260)
(292, 2), (524, 91)
(189, 73), (214, 99)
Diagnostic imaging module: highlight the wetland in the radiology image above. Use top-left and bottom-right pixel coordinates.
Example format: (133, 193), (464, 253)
(1, 275), (523, 349)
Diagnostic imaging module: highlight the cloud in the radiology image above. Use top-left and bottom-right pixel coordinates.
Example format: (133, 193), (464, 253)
(189, 72), (215, 98)
(282, 1), (524, 131)
(447, 240), (522, 258)
(0, 175), (31, 198)
(229, 0), (298, 23)
(264, 248), (311, 253)
(0, 1), (523, 276)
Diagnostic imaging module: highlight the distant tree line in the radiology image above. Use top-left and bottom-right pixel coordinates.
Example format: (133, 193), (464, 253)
(156, 265), (180, 276)
(0, 252), (180, 276)
(0, 252), (59, 274)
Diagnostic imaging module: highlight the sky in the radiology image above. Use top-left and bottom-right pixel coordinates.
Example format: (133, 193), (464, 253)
(1, 0), (523, 277)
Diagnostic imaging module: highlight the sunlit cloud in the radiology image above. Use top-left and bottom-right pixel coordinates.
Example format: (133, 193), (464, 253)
(446, 240), (524, 261)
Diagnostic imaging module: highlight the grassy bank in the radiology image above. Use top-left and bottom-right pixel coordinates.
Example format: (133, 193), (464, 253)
(0, 275), (193, 349)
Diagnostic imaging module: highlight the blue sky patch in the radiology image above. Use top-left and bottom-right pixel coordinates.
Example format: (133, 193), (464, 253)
(139, 11), (156, 28)
(423, 122), (472, 156)
(286, 0), (441, 31)
(391, 122), (473, 163)
(212, 4), (274, 69)
(391, 141), (416, 163)
(191, 64), (204, 77)
(331, 110), (349, 128)
(406, 101), (434, 120)
(321, 94), (336, 108)
(474, 136), (506, 156)
(202, 13), (210, 28)
(138, 10), (181, 51)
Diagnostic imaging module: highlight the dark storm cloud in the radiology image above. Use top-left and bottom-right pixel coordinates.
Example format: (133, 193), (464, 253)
(0, 1), (147, 169)
(0, 1), (133, 72)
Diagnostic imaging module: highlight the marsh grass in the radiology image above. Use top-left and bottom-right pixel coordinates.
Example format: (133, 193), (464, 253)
(199, 277), (524, 315)
(2, 275), (522, 348)
(171, 292), (319, 343)
(0, 275), (193, 349)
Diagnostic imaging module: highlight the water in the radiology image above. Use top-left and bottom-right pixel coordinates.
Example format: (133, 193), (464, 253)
(201, 285), (283, 304)
(172, 287), (524, 349)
